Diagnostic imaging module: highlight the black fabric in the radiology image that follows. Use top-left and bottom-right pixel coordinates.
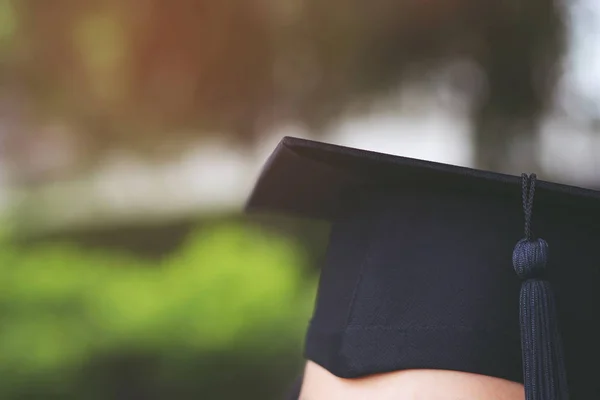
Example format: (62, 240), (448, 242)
(306, 188), (523, 381)
(305, 188), (599, 397)
(246, 137), (600, 399)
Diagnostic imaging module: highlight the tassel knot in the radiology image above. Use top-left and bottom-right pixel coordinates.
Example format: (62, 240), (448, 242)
(513, 238), (548, 280)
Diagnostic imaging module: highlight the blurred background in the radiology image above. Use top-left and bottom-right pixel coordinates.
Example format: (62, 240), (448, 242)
(0, 0), (599, 398)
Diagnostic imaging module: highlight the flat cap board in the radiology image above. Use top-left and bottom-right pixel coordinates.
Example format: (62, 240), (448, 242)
(246, 136), (600, 219)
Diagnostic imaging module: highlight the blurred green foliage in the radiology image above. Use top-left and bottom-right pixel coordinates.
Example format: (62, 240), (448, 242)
(0, 223), (316, 399)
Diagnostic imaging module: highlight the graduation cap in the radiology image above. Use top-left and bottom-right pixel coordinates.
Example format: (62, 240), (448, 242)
(246, 136), (600, 399)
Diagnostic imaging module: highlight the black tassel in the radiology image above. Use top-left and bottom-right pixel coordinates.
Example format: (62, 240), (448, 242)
(512, 174), (569, 400)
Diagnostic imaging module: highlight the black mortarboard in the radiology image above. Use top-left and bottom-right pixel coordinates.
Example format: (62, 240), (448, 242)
(246, 136), (600, 399)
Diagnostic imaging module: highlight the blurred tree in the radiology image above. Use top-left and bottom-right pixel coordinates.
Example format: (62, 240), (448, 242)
(3, 0), (565, 174)
(286, 0), (565, 171)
